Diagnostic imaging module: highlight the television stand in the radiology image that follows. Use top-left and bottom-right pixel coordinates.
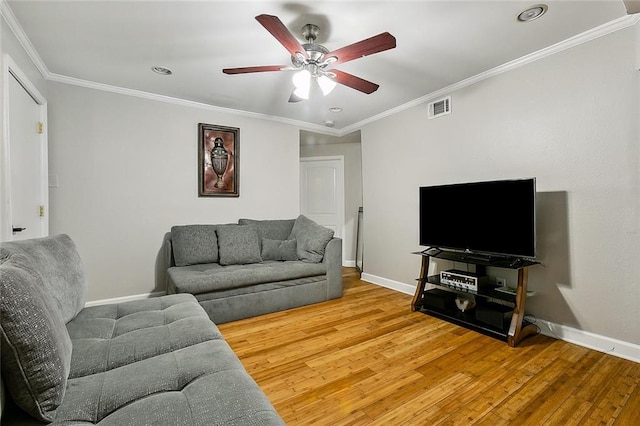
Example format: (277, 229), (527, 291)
(464, 253), (494, 263)
(411, 250), (539, 347)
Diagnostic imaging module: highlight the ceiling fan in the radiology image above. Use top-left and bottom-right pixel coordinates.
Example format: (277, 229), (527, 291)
(222, 14), (396, 102)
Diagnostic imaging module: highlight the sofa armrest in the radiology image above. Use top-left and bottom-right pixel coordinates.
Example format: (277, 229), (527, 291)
(322, 238), (343, 299)
(163, 232), (176, 293)
(164, 233), (175, 268)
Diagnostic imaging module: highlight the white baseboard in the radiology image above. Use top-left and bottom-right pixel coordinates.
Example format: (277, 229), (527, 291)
(361, 272), (640, 363)
(343, 260), (356, 267)
(537, 321), (640, 363)
(361, 273), (416, 296)
(84, 291), (166, 307)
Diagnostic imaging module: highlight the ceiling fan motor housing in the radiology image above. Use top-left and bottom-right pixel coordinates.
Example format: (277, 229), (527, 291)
(292, 24), (329, 68)
(292, 44), (329, 66)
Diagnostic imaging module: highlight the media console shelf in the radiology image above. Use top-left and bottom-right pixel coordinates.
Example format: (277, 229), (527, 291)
(411, 249), (539, 347)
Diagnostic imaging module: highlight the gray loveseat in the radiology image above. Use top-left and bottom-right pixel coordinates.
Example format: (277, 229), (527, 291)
(0, 235), (284, 425)
(166, 216), (343, 324)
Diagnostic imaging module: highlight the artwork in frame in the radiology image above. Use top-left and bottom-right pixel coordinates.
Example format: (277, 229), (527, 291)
(198, 123), (239, 197)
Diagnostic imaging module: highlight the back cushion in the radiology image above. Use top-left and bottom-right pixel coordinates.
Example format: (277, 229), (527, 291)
(0, 251), (73, 422)
(238, 219), (295, 241)
(288, 215), (335, 263)
(171, 225), (219, 266)
(1, 234), (87, 323)
(261, 238), (298, 261)
(216, 225), (262, 266)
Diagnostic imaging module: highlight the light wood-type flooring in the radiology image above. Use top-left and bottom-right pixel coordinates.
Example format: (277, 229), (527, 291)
(218, 268), (640, 425)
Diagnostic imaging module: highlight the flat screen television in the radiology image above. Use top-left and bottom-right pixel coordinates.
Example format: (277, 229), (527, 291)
(419, 178), (536, 259)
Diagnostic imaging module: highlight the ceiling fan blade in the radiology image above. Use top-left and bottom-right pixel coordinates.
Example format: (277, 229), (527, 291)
(223, 65), (287, 74)
(331, 69), (379, 94)
(255, 14), (309, 60)
(324, 32), (396, 66)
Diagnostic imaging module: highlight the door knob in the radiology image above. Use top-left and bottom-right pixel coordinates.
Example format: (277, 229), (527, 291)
(12, 227), (26, 233)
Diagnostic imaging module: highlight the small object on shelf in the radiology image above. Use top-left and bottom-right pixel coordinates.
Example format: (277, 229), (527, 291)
(440, 269), (490, 291)
(455, 295), (476, 312)
(495, 286), (537, 297)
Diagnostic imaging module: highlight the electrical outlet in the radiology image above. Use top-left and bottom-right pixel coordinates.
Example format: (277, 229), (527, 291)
(496, 277), (507, 287)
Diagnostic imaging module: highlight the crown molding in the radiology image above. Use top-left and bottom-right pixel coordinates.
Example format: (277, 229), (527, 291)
(0, 0), (339, 136)
(339, 14), (640, 136)
(2, 0), (637, 138)
(46, 72), (341, 135)
(0, 0), (49, 79)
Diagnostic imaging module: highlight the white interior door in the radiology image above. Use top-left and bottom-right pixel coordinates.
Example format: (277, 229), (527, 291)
(300, 156), (345, 240)
(2, 57), (48, 241)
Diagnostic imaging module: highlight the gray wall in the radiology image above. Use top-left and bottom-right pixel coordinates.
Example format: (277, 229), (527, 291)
(360, 26), (639, 345)
(47, 82), (301, 301)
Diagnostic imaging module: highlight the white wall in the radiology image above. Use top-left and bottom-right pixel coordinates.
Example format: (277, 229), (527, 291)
(361, 26), (639, 345)
(300, 138), (363, 263)
(47, 82), (300, 301)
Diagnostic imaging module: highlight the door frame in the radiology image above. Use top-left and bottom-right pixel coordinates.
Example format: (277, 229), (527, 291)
(300, 155), (345, 263)
(1, 54), (49, 241)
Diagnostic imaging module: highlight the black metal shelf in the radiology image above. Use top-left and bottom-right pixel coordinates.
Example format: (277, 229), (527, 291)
(418, 305), (534, 343)
(412, 249), (540, 347)
(413, 248), (539, 269)
(418, 275), (518, 304)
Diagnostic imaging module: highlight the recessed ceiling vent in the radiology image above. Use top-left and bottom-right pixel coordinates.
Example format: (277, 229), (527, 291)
(428, 96), (451, 119)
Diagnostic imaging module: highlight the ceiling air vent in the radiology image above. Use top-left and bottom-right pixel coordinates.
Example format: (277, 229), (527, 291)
(428, 96), (451, 119)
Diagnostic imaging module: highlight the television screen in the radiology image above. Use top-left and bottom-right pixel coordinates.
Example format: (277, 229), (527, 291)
(419, 178), (536, 258)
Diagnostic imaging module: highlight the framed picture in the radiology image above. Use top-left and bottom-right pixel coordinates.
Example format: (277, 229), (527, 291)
(198, 123), (239, 197)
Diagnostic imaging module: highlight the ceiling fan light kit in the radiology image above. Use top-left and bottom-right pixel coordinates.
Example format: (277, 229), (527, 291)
(292, 69), (312, 99)
(317, 75), (337, 95)
(223, 14), (396, 102)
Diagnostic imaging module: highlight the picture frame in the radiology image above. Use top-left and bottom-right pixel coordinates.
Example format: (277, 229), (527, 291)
(198, 123), (239, 197)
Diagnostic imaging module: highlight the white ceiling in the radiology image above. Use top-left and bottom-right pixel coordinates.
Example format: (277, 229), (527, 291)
(4, 1), (631, 133)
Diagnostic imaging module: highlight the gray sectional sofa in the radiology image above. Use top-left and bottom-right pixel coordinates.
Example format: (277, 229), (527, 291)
(166, 216), (343, 323)
(0, 235), (284, 425)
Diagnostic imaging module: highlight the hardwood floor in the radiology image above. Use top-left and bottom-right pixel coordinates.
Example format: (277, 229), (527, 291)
(218, 268), (640, 425)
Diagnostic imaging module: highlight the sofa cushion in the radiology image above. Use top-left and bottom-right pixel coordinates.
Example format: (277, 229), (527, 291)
(171, 225), (219, 266)
(168, 261), (326, 295)
(51, 339), (284, 425)
(1, 234), (87, 323)
(217, 225), (262, 266)
(238, 218), (295, 241)
(288, 215), (335, 263)
(0, 251), (73, 422)
(66, 294), (223, 379)
(261, 238), (298, 261)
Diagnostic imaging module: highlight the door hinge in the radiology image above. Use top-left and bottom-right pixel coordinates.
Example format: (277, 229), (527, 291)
(39, 206), (45, 217)
(37, 122), (44, 134)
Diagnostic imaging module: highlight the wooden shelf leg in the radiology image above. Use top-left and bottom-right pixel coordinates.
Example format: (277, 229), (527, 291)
(507, 267), (536, 347)
(411, 255), (430, 311)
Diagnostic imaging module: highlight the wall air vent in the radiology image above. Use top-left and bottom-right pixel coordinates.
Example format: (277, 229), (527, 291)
(428, 96), (451, 119)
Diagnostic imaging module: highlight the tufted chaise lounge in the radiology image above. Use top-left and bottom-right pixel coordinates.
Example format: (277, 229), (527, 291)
(0, 234), (283, 425)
